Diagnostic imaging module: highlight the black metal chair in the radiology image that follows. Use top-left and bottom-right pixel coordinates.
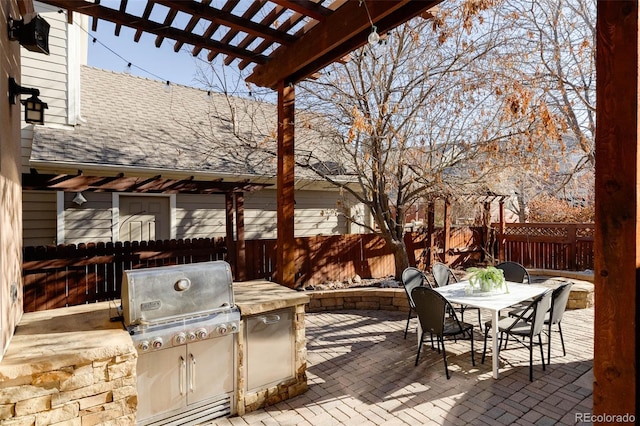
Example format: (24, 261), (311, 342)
(545, 282), (574, 362)
(432, 262), (482, 331)
(496, 261), (531, 284)
(401, 267), (431, 339)
(412, 286), (475, 379)
(507, 282), (574, 364)
(482, 289), (553, 382)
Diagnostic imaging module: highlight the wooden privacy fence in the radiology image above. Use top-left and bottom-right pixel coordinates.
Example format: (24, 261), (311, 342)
(498, 223), (594, 271)
(22, 238), (227, 312)
(21, 224), (594, 312)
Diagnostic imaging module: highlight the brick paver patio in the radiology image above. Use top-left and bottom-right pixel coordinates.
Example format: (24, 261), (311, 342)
(213, 307), (594, 425)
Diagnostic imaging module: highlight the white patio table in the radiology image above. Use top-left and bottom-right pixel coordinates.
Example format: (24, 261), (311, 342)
(431, 281), (548, 379)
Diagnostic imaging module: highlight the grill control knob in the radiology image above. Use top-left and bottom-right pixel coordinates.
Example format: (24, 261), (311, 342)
(174, 332), (186, 345)
(139, 341), (150, 352)
(229, 323), (238, 333)
(216, 324), (228, 336)
(186, 331), (197, 341)
(195, 328), (208, 339)
(151, 337), (163, 350)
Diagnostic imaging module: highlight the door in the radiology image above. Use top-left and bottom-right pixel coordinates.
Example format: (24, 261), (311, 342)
(246, 308), (294, 390)
(119, 196), (169, 242)
(187, 335), (235, 405)
(136, 346), (186, 422)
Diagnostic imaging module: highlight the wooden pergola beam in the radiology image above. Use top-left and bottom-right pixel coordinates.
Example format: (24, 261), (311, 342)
(247, 0), (441, 88)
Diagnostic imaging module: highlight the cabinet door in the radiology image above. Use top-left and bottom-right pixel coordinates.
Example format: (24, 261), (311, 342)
(246, 309), (294, 391)
(136, 346), (186, 422)
(187, 335), (235, 405)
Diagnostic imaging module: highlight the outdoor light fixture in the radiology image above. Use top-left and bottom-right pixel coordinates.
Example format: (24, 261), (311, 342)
(8, 78), (48, 124)
(368, 26), (380, 45)
(8, 15), (50, 55)
(72, 192), (88, 206)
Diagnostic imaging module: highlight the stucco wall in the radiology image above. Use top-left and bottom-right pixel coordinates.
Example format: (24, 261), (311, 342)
(0, 0), (25, 361)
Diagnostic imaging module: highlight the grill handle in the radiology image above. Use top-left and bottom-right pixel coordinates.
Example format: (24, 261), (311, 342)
(259, 314), (281, 324)
(179, 356), (186, 395)
(189, 353), (196, 393)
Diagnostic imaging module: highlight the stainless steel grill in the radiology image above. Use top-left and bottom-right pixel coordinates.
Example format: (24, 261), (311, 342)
(121, 261), (240, 425)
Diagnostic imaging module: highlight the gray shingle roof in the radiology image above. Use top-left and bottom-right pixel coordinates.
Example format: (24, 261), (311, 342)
(31, 66), (339, 182)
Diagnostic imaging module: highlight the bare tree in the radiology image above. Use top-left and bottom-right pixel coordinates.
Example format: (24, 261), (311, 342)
(295, 1), (551, 278)
(493, 0), (596, 215)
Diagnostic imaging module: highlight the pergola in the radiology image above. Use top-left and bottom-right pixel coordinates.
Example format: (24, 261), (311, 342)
(20, 0), (639, 418)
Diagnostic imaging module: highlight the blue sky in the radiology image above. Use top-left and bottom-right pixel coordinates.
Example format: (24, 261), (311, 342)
(87, 23), (207, 89)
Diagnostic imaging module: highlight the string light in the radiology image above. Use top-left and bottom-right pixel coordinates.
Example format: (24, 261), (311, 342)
(359, 0), (379, 46)
(83, 26), (266, 97)
(368, 26), (380, 45)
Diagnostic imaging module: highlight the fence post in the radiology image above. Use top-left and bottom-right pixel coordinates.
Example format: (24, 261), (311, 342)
(427, 201), (435, 267)
(568, 223), (577, 270)
(498, 200), (505, 262)
(443, 198), (451, 264)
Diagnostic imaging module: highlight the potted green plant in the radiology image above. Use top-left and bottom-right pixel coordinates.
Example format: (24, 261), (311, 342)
(466, 266), (508, 294)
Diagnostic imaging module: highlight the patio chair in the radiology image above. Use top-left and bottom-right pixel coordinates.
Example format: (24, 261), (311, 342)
(432, 262), (482, 331)
(496, 261), (531, 284)
(508, 282), (573, 363)
(482, 289), (553, 382)
(412, 286), (475, 379)
(544, 282), (574, 362)
(401, 267), (432, 339)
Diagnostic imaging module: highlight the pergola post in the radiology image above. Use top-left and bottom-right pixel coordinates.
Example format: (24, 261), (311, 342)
(224, 192), (236, 274)
(234, 192), (246, 281)
(443, 198), (451, 264)
(427, 201), (435, 268)
(594, 0), (637, 416)
(276, 82), (296, 288)
(498, 199), (505, 263)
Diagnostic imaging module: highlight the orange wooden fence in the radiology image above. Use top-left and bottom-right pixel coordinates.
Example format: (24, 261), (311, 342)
(21, 224), (594, 312)
(498, 223), (594, 271)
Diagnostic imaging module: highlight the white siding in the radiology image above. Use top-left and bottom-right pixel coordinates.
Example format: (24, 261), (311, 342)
(22, 191), (57, 246)
(175, 194), (227, 239)
(244, 189), (348, 239)
(20, 3), (88, 172)
(63, 192), (113, 242)
(28, 189), (363, 246)
(21, 3), (69, 127)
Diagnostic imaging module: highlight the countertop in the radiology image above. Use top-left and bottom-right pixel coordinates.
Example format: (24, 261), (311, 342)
(233, 280), (310, 316)
(0, 280), (309, 379)
(0, 301), (134, 380)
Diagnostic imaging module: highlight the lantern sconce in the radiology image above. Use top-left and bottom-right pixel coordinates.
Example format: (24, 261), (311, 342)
(8, 15), (50, 55)
(8, 77), (48, 125)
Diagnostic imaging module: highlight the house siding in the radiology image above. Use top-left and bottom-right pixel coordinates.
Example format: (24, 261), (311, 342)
(63, 192), (113, 242)
(22, 191), (57, 246)
(20, 2), (87, 172)
(23, 190), (359, 246)
(175, 194), (227, 239)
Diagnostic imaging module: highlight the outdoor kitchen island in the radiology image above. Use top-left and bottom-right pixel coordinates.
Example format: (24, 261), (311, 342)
(232, 280), (310, 416)
(0, 278), (309, 425)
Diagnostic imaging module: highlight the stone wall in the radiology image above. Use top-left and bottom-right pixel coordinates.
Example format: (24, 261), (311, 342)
(306, 288), (410, 313)
(0, 353), (137, 425)
(0, 302), (138, 425)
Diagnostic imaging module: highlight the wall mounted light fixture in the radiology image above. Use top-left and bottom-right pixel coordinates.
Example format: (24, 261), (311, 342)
(72, 192), (87, 206)
(8, 15), (50, 55)
(8, 78), (48, 125)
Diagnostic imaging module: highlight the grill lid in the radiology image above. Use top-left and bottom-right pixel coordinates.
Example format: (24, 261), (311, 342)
(121, 260), (234, 327)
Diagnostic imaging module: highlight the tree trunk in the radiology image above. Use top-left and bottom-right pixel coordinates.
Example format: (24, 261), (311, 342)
(389, 238), (410, 281)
